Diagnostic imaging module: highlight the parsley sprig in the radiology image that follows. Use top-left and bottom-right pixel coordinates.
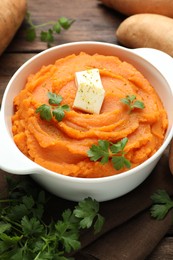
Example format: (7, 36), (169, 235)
(150, 189), (173, 220)
(25, 12), (75, 46)
(36, 92), (70, 122)
(0, 177), (104, 259)
(121, 95), (145, 113)
(87, 138), (131, 170)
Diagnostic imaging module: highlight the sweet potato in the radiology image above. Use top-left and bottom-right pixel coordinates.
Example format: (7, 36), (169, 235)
(116, 14), (173, 57)
(100, 0), (173, 17)
(0, 0), (27, 55)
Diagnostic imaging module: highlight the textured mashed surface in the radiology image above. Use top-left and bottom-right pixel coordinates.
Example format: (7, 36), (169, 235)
(12, 52), (168, 178)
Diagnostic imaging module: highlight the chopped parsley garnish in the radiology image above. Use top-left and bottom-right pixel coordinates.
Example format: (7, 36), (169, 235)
(36, 92), (70, 122)
(87, 138), (131, 170)
(121, 95), (145, 113)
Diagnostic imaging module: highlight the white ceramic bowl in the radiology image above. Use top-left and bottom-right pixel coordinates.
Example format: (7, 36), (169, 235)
(1, 41), (173, 202)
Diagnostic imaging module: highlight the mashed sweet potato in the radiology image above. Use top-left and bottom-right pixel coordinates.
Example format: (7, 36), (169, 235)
(12, 52), (168, 178)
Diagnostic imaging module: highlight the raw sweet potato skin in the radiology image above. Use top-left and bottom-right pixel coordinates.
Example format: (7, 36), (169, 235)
(116, 14), (173, 57)
(0, 0), (27, 55)
(100, 0), (173, 17)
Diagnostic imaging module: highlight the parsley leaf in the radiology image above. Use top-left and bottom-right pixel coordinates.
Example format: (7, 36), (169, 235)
(21, 216), (44, 236)
(58, 17), (74, 30)
(121, 95), (145, 113)
(36, 104), (52, 121)
(55, 208), (81, 254)
(74, 197), (104, 234)
(25, 27), (36, 42)
(25, 12), (36, 42)
(0, 222), (11, 234)
(53, 105), (70, 121)
(88, 138), (131, 170)
(25, 12), (75, 46)
(112, 156), (131, 170)
(150, 189), (173, 220)
(40, 29), (54, 46)
(48, 92), (63, 105)
(133, 100), (145, 110)
(87, 140), (110, 164)
(53, 22), (61, 33)
(110, 137), (128, 154)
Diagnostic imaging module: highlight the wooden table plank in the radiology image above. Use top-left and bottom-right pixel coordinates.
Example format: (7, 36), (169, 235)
(0, 53), (35, 105)
(148, 237), (173, 259)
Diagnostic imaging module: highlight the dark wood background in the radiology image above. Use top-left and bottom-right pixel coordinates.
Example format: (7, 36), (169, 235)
(0, 0), (173, 258)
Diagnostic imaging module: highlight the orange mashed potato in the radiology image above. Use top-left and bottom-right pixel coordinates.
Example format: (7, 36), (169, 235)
(12, 52), (168, 178)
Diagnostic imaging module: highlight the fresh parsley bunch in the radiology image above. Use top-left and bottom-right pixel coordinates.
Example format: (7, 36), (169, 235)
(0, 177), (104, 259)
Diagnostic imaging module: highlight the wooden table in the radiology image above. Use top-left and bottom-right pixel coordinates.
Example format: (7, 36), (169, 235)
(0, 0), (173, 258)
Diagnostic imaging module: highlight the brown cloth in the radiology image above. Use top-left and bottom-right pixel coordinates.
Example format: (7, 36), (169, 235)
(0, 150), (173, 260)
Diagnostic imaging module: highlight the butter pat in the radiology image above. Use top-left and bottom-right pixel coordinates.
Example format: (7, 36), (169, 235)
(73, 69), (105, 114)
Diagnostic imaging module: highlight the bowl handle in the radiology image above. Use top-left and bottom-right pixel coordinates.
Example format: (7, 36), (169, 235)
(132, 48), (173, 89)
(0, 113), (39, 175)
